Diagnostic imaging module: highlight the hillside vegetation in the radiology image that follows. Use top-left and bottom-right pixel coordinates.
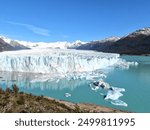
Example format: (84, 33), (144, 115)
(0, 85), (126, 113)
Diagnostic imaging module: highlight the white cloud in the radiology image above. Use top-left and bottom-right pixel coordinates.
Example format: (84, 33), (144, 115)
(61, 34), (69, 38)
(6, 21), (51, 36)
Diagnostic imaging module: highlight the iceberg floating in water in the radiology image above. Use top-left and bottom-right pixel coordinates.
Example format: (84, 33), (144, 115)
(0, 49), (136, 107)
(104, 89), (123, 100)
(90, 83), (100, 91)
(111, 100), (128, 107)
(64, 93), (71, 97)
(89, 79), (127, 107)
(0, 49), (130, 74)
(90, 79), (111, 91)
(104, 87), (127, 107)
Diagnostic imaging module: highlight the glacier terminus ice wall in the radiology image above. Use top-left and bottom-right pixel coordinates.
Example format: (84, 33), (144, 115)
(0, 49), (138, 107)
(0, 49), (126, 74)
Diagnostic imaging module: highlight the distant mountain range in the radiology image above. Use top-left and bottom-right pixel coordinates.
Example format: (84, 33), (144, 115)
(1, 27), (150, 55)
(77, 28), (150, 55)
(0, 38), (14, 51)
(0, 36), (85, 51)
(0, 36), (29, 51)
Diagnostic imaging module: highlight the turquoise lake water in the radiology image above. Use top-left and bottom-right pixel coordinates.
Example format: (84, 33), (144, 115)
(0, 55), (150, 112)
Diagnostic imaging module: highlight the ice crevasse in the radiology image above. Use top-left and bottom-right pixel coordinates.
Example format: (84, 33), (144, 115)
(0, 49), (129, 74)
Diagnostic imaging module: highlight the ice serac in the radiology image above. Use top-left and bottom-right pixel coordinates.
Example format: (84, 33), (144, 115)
(0, 49), (121, 74)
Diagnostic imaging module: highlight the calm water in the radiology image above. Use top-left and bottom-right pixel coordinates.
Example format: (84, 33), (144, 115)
(0, 55), (150, 112)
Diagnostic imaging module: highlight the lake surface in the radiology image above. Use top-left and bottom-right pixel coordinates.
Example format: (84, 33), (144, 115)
(0, 55), (150, 112)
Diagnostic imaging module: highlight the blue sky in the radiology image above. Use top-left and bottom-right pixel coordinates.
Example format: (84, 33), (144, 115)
(0, 0), (150, 42)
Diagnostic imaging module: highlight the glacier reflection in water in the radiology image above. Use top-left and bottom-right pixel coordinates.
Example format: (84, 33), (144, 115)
(0, 55), (150, 112)
(0, 71), (91, 90)
(0, 69), (128, 108)
(0, 50), (139, 111)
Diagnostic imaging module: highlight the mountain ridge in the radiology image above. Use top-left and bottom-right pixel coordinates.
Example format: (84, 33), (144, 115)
(0, 38), (15, 52)
(1, 27), (150, 55)
(77, 27), (150, 55)
(0, 36), (86, 51)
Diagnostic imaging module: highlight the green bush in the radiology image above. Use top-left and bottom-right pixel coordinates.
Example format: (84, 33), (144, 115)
(5, 87), (12, 93)
(0, 87), (4, 94)
(16, 95), (25, 105)
(12, 84), (19, 93)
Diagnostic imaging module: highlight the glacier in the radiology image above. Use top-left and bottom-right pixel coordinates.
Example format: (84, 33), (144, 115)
(0, 49), (125, 74)
(0, 49), (138, 107)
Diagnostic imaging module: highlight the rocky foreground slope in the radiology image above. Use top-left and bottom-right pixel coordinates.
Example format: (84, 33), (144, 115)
(0, 85), (126, 113)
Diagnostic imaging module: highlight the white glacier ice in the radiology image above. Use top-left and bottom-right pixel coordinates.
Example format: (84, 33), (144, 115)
(0, 49), (137, 108)
(111, 100), (128, 107)
(104, 87), (124, 100)
(89, 79), (128, 107)
(0, 49), (124, 74)
(64, 93), (71, 97)
(104, 87), (127, 107)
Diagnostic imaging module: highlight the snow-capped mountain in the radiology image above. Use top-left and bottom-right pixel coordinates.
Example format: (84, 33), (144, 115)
(128, 28), (150, 37)
(100, 37), (120, 42)
(0, 35), (86, 50)
(0, 38), (15, 52)
(0, 36), (29, 50)
(77, 27), (150, 55)
(1, 27), (150, 54)
(15, 39), (86, 49)
(77, 36), (120, 50)
(105, 27), (150, 54)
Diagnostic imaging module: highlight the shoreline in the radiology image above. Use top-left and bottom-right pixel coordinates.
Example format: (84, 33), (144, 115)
(45, 97), (129, 113)
(0, 85), (128, 113)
